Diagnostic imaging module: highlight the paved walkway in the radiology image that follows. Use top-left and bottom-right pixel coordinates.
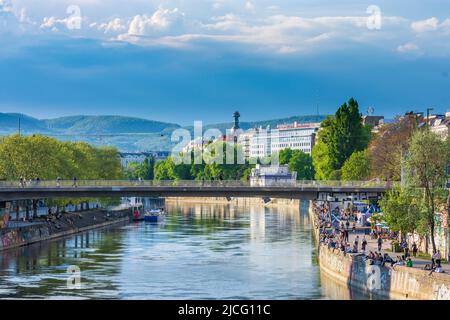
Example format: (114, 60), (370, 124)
(346, 227), (450, 273)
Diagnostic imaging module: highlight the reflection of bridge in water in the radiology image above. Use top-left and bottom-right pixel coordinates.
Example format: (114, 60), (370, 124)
(0, 180), (391, 201)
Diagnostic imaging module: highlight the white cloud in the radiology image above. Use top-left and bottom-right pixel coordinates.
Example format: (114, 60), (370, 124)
(245, 1), (255, 11)
(40, 16), (64, 31)
(40, 13), (83, 32)
(97, 17), (126, 34)
(397, 42), (419, 53)
(411, 17), (439, 32)
(2, 1), (450, 56)
(0, 0), (37, 33)
(126, 7), (184, 36)
(0, 0), (12, 13)
(193, 13), (408, 54)
(267, 5), (279, 11)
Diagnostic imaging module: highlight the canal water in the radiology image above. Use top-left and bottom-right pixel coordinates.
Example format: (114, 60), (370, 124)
(0, 201), (367, 299)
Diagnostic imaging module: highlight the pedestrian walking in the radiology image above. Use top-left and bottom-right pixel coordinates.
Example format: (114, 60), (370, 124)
(362, 236), (368, 253)
(354, 235), (359, 252)
(56, 177), (61, 187)
(412, 242), (418, 257)
(377, 236), (383, 252)
(19, 176), (25, 188)
(435, 250), (442, 267)
(72, 176), (77, 188)
(401, 239), (409, 257)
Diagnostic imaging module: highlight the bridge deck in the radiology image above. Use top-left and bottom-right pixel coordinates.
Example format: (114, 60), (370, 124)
(0, 180), (390, 201)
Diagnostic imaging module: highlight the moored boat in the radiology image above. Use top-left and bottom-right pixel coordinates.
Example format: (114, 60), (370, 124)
(144, 208), (165, 222)
(132, 205), (144, 221)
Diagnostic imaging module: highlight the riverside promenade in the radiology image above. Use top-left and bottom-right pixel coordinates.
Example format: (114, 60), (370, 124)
(346, 228), (450, 274)
(310, 201), (450, 300)
(0, 208), (131, 251)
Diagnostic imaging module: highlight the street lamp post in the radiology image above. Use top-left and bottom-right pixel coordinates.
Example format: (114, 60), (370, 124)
(426, 107), (434, 130)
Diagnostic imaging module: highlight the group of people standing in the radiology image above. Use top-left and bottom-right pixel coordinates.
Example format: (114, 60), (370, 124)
(19, 176), (40, 187)
(19, 177), (78, 188)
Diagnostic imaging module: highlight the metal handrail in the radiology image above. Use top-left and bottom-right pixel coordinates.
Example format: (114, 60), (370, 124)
(0, 180), (394, 189)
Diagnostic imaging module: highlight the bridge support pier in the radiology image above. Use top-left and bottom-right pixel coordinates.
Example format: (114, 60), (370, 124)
(25, 203), (30, 220)
(15, 202), (19, 221)
(32, 200), (38, 218)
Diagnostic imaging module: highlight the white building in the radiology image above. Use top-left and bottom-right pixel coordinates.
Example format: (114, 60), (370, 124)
(250, 164), (297, 187)
(430, 112), (450, 140)
(237, 129), (257, 159)
(119, 151), (169, 168)
(249, 122), (320, 159)
(181, 137), (205, 154)
(120, 152), (150, 168)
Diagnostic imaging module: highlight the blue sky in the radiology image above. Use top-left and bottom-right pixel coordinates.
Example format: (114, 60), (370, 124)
(1, 0), (450, 125)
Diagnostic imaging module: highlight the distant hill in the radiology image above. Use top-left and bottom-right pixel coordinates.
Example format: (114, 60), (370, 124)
(43, 115), (180, 134)
(0, 113), (327, 152)
(191, 115), (328, 132)
(0, 113), (49, 133)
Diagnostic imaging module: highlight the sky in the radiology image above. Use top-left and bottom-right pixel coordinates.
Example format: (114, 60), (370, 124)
(1, 0), (450, 125)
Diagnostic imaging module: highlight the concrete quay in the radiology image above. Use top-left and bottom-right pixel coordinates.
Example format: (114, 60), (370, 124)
(0, 209), (131, 251)
(309, 201), (450, 300)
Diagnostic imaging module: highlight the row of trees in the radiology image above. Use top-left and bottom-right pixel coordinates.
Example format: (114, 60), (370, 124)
(126, 142), (315, 182)
(0, 134), (124, 180)
(125, 156), (155, 180)
(153, 142), (254, 181)
(0, 134), (124, 215)
(380, 131), (450, 253)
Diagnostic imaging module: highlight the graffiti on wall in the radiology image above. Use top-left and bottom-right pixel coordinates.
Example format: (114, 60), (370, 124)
(0, 202), (11, 229)
(435, 284), (450, 300)
(0, 226), (47, 249)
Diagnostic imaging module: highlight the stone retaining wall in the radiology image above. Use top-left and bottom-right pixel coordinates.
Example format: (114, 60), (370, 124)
(0, 209), (131, 251)
(309, 201), (450, 300)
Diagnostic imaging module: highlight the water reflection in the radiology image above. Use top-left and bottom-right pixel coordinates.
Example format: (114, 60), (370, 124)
(0, 201), (350, 300)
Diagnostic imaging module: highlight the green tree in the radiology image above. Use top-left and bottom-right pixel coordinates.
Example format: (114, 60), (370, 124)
(0, 134), (124, 212)
(126, 156), (155, 180)
(154, 157), (176, 180)
(279, 148), (293, 165)
(0, 134), (123, 181)
(341, 150), (371, 181)
(404, 130), (450, 253)
(311, 98), (370, 180)
(380, 187), (420, 238)
(329, 98), (371, 170)
(312, 116), (334, 180)
(287, 150), (314, 180)
(368, 112), (419, 180)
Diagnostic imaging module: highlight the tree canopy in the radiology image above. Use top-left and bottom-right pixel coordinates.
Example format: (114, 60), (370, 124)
(368, 112), (419, 180)
(312, 98), (370, 180)
(279, 148), (314, 180)
(0, 134), (123, 180)
(126, 155), (155, 180)
(341, 150), (371, 181)
(154, 141), (253, 181)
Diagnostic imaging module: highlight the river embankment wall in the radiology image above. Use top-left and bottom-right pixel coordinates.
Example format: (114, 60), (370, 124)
(0, 209), (131, 251)
(309, 201), (450, 300)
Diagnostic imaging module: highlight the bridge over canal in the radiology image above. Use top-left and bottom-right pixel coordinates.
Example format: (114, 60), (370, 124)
(0, 180), (392, 202)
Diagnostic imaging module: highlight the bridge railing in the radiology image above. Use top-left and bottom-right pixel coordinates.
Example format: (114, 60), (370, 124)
(0, 180), (393, 189)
